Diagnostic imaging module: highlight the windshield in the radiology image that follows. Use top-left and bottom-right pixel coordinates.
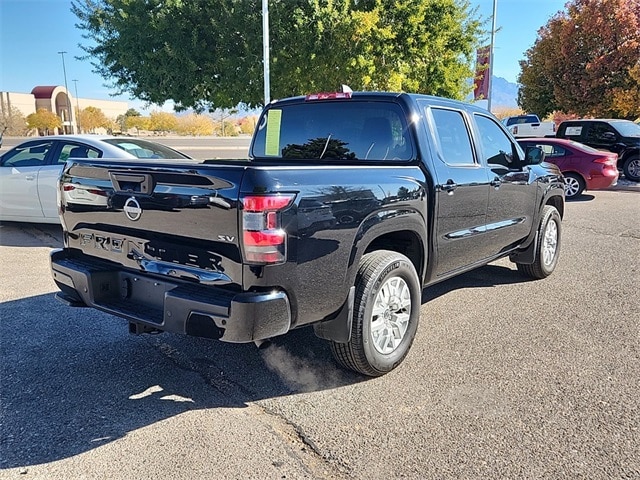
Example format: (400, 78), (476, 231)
(251, 101), (413, 161)
(610, 120), (640, 137)
(504, 115), (540, 126)
(103, 139), (191, 159)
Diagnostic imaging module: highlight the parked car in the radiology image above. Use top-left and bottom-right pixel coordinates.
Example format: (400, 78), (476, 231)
(502, 114), (556, 138)
(518, 137), (619, 198)
(0, 135), (191, 224)
(555, 119), (640, 182)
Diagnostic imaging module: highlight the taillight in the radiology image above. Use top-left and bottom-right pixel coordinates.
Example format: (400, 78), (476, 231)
(242, 194), (295, 264)
(593, 155), (617, 165)
(512, 126), (519, 135)
(63, 184), (108, 196)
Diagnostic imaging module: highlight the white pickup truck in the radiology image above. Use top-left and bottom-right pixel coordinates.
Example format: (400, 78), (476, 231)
(502, 114), (556, 138)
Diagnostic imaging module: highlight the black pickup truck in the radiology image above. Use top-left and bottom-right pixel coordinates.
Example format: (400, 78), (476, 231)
(51, 91), (565, 376)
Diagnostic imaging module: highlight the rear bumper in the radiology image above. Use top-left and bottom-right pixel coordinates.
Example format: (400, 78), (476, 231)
(50, 249), (291, 343)
(586, 170), (619, 190)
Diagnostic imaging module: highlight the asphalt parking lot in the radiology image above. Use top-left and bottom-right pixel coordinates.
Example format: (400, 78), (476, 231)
(1, 188), (639, 479)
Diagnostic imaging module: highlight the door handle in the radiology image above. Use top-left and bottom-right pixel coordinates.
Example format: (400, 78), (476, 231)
(25, 175), (36, 181)
(442, 179), (458, 194)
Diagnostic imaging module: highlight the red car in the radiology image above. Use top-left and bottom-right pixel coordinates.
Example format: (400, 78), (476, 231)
(517, 137), (619, 199)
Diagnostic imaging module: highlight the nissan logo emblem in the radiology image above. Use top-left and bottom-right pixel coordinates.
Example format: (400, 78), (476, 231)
(124, 197), (142, 221)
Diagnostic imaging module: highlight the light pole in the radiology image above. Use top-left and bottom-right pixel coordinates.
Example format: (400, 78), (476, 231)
(486, 0), (498, 113)
(72, 79), (81, 133)
(262, 0), (270, 106)
(58, 51), (72, 133)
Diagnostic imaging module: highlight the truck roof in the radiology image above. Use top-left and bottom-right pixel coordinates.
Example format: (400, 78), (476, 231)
(268, 91), (493, 115)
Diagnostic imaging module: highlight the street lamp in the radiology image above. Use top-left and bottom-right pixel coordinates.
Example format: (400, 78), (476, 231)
(72, 79), (81, 133)
(487, 0), (498, 113)
(58, 51), (72, 133)
(262, 0), (270, 106)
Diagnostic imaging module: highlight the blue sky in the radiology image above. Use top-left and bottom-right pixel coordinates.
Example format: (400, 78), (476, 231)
(0, 0), (567, 112)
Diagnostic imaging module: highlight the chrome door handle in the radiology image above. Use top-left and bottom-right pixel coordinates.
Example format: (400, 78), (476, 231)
(442, 180), (458, 194)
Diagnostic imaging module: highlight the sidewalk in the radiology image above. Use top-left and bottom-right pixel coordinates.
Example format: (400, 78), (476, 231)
(612, 178), (640, 192)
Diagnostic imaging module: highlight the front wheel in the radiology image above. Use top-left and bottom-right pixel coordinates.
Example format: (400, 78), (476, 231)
(516, 205), (561, 279)
(623, 155), (640, 182)
(330, 250), (421, 377)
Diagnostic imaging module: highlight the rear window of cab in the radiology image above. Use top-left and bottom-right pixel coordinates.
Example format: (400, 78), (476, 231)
(251, 101), (413, 161)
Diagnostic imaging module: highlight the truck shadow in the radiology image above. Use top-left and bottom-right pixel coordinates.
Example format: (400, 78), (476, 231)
(2, 263), (529, 468)
(0, 222), (63, 248)
(421, 263), (529, 303)
(0, 292), (362, 469)
(567, 194), (595, 202)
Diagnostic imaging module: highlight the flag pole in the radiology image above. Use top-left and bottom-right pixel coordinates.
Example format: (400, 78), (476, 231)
(487, 0), (497, 112)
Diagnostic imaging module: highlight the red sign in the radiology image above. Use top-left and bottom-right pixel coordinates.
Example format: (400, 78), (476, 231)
(474, 46), (491, 100)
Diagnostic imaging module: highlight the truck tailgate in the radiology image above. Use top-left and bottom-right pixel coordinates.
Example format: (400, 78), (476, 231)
(59, 159), (246, 288)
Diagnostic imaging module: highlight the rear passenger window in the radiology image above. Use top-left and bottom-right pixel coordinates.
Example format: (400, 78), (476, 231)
(540, 144), (566, 157)
(431, 108), (475, 166)
(585, 123), (616, 142)
(57, 143), (101, 163)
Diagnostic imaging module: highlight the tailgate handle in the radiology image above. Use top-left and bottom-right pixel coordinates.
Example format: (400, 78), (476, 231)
(130, 249), (231, 285)
(109, 172), (153, 194)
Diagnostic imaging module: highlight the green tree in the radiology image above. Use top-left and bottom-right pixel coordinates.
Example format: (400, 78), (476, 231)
(518, 0), (640, 119)
(78, 106), (111, 133)
(26, 109), (62, 135)
(71, 0), (484, 110)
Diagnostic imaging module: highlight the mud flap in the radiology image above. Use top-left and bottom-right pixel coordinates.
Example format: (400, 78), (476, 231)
(313, 286), (354, 343)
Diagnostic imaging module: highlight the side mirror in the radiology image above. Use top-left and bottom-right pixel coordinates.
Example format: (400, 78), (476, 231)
(525, 146), (546, 165)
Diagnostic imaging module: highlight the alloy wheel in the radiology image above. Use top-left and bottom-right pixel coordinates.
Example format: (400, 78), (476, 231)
(370, 276), (411, 354)
(542, 218), (558, 266)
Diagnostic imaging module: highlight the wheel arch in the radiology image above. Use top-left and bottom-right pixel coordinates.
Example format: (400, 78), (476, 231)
(546, 193), (564, 219)
(619, 147), (639, 165)
(313, 209), (427, 345)
(356, 215), (426, 287)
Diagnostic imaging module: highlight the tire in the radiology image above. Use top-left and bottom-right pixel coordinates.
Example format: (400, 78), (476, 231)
(563, 173), (585, 199)
(623, 155), (640, 182)
(516, 205), (561, 279)
(330, 250), (421, 377)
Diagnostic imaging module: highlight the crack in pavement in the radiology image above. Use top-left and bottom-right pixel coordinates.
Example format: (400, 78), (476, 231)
(249, 403), (351, 480)
(145, 337), (351, 479)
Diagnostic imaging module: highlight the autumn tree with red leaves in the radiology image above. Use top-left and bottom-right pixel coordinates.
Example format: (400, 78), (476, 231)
(518, 0), (640, 119)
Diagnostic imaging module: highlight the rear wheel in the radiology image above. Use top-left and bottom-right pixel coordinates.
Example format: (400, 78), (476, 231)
(623, 155), (640, 182)
(563, 173), (585, 199)
(330, 250), (421, 377)
(516, 205), (561, 279)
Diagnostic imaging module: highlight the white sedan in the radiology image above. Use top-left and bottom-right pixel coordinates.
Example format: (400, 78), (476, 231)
(0, 135), (190, 224)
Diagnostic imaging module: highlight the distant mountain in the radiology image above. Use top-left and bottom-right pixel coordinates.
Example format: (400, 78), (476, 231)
(468, 75), (519, 109)
(490, 76), (519, 108)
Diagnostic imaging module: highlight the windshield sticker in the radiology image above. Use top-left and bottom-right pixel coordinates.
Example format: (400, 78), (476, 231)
(265, 109), (282, 156)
